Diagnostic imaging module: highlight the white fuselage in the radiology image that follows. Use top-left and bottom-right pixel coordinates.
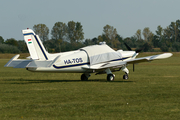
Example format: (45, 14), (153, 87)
(26, 50), (136, 73)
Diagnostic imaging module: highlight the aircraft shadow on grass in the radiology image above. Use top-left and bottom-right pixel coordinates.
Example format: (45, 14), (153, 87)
(3, 79), (134, 84)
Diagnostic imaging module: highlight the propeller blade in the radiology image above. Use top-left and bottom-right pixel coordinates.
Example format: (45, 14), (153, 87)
(124, 42), (145, 53)
(124, 42), (132, 51)
(135, 47), (144, 53)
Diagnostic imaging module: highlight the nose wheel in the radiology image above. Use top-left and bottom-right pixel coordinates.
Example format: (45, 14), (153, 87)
(123, 74), (129, 80)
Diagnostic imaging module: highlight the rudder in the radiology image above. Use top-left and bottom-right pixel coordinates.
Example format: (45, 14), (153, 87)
(22, 28), (49, 60)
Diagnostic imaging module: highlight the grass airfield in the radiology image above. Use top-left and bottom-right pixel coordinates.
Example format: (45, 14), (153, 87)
(0, 53), (180, 120)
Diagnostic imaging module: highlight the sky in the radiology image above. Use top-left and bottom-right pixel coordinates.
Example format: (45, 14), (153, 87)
(0, 0), (180, 40)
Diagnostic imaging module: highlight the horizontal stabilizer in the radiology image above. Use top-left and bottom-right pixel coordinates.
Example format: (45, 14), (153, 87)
(4, 54), (32, 68)
(26, 60), (52, 68)
(26, 55), (61, 68)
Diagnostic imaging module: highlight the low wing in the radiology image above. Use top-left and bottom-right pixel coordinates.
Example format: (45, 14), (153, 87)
(82, 61), (126, 70)
(126, 53), (173, 64)
(82, 53), (172, 70)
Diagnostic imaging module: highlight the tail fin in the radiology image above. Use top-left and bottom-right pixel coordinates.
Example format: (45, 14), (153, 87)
(22, 29), (49, 60)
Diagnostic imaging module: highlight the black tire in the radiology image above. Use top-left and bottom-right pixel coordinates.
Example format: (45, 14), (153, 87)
(107, 74), (115, 81)
(123, 74), (128, 80)
(81, 74), (88, 81)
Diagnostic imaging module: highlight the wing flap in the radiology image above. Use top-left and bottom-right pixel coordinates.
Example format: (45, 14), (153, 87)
(82, 61), (126, 70)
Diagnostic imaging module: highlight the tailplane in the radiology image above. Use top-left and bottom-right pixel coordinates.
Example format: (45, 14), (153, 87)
(22, 29), (49, 60)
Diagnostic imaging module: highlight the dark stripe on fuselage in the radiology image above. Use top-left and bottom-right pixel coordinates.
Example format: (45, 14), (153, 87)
(53, 57), (131, 69)
(53, 62), (90, 69)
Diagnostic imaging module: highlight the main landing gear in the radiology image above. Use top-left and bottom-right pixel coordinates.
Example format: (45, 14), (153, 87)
(81, 73), (91, 81)
(107, 74), (115, 81)
(81, 66), (129, 81)
(105, 68), (115, 81)
(105, 67), (129, 81)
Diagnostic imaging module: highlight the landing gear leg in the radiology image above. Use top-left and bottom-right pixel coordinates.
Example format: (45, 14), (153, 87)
(122, 66), (129, 80)
(105, 68), (115, 81)
(81, 73), (91, 81)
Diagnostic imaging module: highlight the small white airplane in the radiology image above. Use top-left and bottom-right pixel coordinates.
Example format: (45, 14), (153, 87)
(5, 28), (172, 81)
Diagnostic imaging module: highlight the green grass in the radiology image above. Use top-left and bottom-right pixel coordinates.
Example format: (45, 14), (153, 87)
(0, 53), (180, 120)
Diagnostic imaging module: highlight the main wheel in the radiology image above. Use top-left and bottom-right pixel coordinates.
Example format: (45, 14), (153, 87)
(123, 74), (128, 80)
(81, 74), (88, 81)
(107, 74), (115, 81)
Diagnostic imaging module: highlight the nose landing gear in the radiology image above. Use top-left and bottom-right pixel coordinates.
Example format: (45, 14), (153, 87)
(122, 66), (129, 80)
(123, 74), (129, 80)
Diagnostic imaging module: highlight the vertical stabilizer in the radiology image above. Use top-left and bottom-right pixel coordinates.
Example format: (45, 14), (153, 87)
(22, 29), (49, 60)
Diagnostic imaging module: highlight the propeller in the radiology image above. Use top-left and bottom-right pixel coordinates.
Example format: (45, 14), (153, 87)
(135, 46), (145, 53)
(124, 42), (144, 53)
(124, 42), (145, 72)
(124, 42), (132, 51)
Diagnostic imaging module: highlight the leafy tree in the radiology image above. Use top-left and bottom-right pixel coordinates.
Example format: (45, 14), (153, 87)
(51, 22), (67, 41)
(103, 24), (118, 48)
(143, 27), (152, 41)
(92, 37), (99, 44)
(176, 19), (180, 42)
(156, 25), (163, 39)
(124, 37), (134, 49)
(148, 32), (154, 43)
(143, 42), (153, 52)
(97, 35), (105, 43)
(67, 21), (84, 43)
(136, 39), (145, 50)
(153, 25), (164, 48)
(33, 24), (49, 42)
(0, 44), (20, 53)
(116, 34), (125, 49)
(84, 38), (99, 46)
(44, 39), (56, 53)
(84, 39), (93, 46)
(75, 22), (84, 41)
(160, 42), (169, 52)
(135, 29), (142, 41)
(171, 42), (180, 52)
(5, 38), (18, 46)
(0, 36), (4, 44)
(17, 40), (28, 53)
(163, 27), (172, 47)
(169, 21), (179, 43)
(152, 35), (160, 48)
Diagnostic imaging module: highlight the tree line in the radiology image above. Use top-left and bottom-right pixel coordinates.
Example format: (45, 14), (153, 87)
(1, 20), (180, 53)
